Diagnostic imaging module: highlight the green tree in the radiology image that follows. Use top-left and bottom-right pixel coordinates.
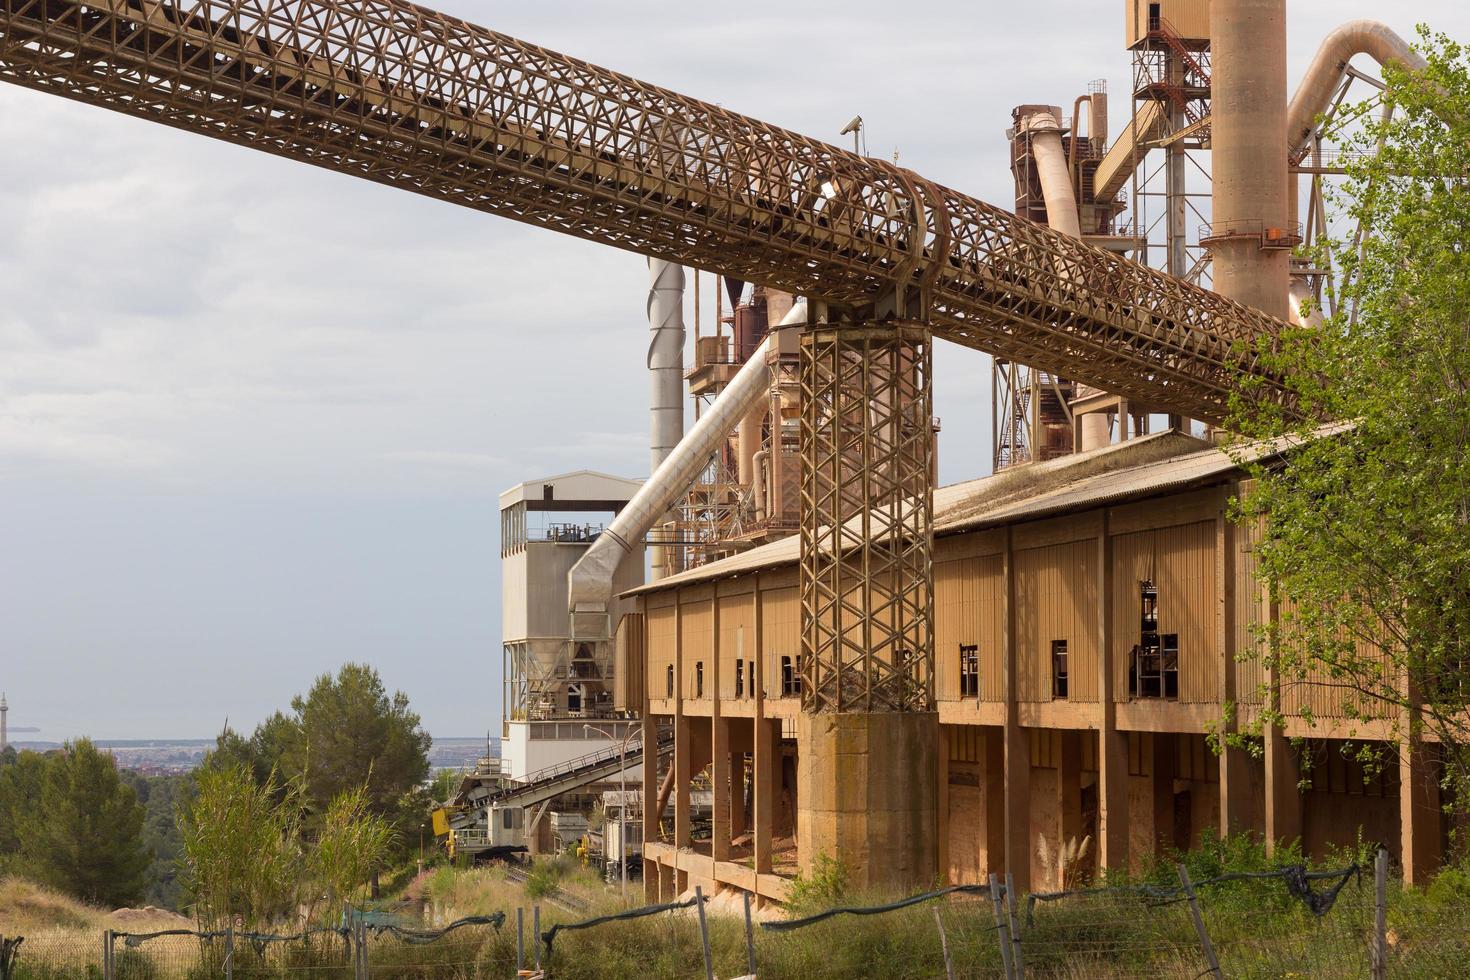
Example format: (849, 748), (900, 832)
(1227, 30), (1470, 801)
(307, 785), (398, 923)
(204, 664), (432, 852)
(5, 741), (149, 905)
(0, 749), (47, 872)
(120, 771), (193, 909)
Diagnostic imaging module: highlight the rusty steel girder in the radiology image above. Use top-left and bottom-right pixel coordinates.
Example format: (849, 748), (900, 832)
(0, 0), (1293, 425)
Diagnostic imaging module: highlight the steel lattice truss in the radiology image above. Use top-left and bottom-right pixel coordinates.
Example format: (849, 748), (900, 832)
(0, 0), (1295, 426)
(800, 323), (934, 714)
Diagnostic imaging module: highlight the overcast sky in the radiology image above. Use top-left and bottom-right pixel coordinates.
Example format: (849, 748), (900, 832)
(2, 1), (1465, 742)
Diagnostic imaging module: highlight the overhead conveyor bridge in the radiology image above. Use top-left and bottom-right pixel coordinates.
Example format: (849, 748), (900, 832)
(0, 0), (1299, 426)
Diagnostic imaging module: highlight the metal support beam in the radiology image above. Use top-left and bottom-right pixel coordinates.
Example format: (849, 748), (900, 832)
(799, 318), (934, 714)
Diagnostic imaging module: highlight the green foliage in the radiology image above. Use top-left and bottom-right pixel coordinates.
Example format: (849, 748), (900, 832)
(177, 764), (302, 929)
(119, 772), (193, 910)
(204, 664), (432, 852)
(0, 741), (149, 906)
(784, 853), (849, 913)
(523, 858), (567, 901)
(309, 784), (399, 922)
(427, 769), (461, 807)
(1226, 30), (1470, 802)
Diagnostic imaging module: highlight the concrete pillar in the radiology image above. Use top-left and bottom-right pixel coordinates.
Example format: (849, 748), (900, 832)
(674, 713), (694, 850)
(796, 711), (939, 893)
(1216, 496), (1258, 837)
(1400, 737), (1443, 886)
(984, 729), (1007, 876)
(1152, 733), (1178, 855)
(1096, 516), (1130, 872)
(1264, 726), (1302, 854)
(1002, 527), (1032, 891)
(712, 717), (732, 862)
(937, 726), (951, 885)
(1209, 0), (1291, 318)
(754, 718), (777, 875)
(1059, 731), (1084, 848)
(642, 710), (659, 903)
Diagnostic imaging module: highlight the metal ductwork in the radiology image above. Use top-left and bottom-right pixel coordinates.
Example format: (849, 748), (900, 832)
(1020, 109), (1109, 452)
(646, 258), (686, 581)
(1287, 21), (1426, 160)
(567, 300), (808, 637)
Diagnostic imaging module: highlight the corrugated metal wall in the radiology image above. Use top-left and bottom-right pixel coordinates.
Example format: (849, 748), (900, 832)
(1125, 0), (1211, 47)
(761, 586), (800, 700)
(614, 613), (644, 711)
(1234, 517), (1266, 705)
(1016, 540), (1099, 703)
(1111, 522), (1217, 703)
(935, 555), (1005, 702)
(718, 593), (755, 701)
(680, 598), (713, 699)
(647, 603), (677, 699)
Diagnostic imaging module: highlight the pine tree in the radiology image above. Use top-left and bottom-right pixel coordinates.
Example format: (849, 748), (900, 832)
(13, 740), (150, 906)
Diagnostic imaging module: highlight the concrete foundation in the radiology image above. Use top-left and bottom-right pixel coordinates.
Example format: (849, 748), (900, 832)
(797, 711), (939, 893)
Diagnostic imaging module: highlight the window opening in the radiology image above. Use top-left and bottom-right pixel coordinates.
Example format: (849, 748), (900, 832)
(1129, 580), (1179, 700)
(1052, 640), (1069, 700)
(695, 661), (705, 698)
(959, 644), (979, 698)
(666, 664), (674, 698)
(735, 660), (745, 698)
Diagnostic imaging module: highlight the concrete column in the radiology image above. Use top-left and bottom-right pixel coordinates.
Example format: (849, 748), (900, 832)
(1215, 498), (1258, 837)
(1400, 736), (1443, 886)
(1263, 726), (1301, 854)
(730, 750), (747, 841)
(712, 717), (732, 862)
(675, 714), (694, 850)
(984, 729), (1007, 876)
(1059, 731), (1084, 848)
(1152, 733), (1178, 855)
(641, 710), (659, 903)
(1096, 516), (1130, 872)
(754, 718), (777, 875)
(1002, 529), (1032, 890)
(937, 726), (951, 885)
(1209, 0), (1291, 318)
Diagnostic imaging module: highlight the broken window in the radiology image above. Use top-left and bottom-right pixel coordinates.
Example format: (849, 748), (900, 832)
(1130, 580), (1179, 700)
(1052, 640), (1069, 699)
(781, 655), (803, 697)
(695, 661), (705, 698)
(735, 660), (745, 698)
(959, 644), (979, 698)
(666, 664), (674, 698)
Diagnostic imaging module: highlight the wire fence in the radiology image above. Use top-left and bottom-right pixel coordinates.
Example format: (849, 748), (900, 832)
(0, 850), (1447, 979)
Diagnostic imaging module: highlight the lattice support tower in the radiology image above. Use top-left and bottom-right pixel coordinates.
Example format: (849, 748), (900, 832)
(798, 318), (934, 715)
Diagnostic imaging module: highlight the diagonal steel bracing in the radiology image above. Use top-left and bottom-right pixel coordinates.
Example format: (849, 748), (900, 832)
(0, 0), (1296, 426)
(800, 320), (934, 714)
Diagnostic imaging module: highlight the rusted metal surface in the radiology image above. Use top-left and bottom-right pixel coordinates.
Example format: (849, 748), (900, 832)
(0, 0), (1295, 425)
(800, 320), (933, 714)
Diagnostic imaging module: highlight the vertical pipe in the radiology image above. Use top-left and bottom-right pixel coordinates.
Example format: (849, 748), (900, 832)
(648, 258), (686, 582)
(1209, 0), (1290, 318)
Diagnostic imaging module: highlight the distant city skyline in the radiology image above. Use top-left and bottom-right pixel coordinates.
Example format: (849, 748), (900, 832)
(3, 1), (1468, 741)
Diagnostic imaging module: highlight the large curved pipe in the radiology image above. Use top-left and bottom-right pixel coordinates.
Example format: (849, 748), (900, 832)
(567, 300), (807, 633)
(1021, 110), (1109, 451)
(1287, 21), (1426, 160)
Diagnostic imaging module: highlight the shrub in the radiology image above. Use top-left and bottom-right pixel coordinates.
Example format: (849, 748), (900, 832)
(784, 853), (848, 913)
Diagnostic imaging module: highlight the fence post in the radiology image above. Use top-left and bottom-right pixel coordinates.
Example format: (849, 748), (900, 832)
(517, 907), (525, 975)
(932, 906), (956, 980)
(1177, 864), (1222, 980)
(533, 906), (541, 972)
(1372, 847), (1389, 980)
(989, 874), (1014, 980)
(102, 929), (113, 980)
(1005, 871), (1025, 979)
(224, 925), (234, 980)
(742, 890), (757, 978)
(694, 885), (714, 980)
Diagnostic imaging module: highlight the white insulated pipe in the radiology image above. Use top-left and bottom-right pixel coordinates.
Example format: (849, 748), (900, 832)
(1022, 109), (1109, 452)
(647, 258), (686, 474)
(1287, 21), (1426, 160)
(646, 258), (686, 581)
(567, 300), (807, 627)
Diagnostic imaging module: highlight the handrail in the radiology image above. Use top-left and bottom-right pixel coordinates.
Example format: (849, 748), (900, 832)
(470, 731), (675, 810)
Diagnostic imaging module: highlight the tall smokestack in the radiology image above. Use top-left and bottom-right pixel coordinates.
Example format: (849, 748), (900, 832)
(1208, 0), (1291, 318)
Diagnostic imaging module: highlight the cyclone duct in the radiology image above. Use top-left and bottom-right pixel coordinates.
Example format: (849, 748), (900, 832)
(568, 301), (808, 635)
(1020, 108), (1110, 452)
(1288, 21), (1426, 160)
(1208, 0), (1290, 319)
